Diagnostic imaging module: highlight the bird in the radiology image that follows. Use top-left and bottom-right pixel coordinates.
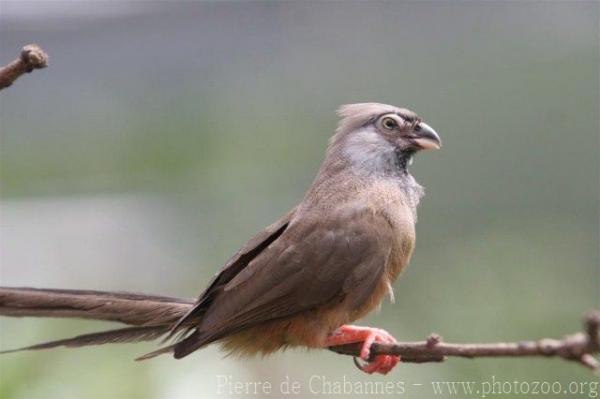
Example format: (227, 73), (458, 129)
(0, 103), (440, 375)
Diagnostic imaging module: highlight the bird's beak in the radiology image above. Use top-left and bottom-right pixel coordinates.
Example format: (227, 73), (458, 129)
(412, 122), (441, 150)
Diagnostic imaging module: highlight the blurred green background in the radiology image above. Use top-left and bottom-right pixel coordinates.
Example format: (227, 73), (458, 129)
(0, 1), (598, 398)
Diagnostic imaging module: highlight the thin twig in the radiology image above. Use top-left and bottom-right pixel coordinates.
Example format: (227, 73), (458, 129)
(328, 311), (600, 372)
(1, 288), (598, 371)
(0, 44), (48, 90)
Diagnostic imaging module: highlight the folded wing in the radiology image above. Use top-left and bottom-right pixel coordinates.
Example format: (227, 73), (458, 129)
(171, 206), (394, 358)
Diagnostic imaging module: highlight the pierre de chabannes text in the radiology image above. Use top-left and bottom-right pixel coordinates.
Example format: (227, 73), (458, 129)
(216, 375), (598, 397)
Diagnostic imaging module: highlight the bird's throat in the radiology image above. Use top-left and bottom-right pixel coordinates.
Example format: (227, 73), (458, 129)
(395, 150), (415, 175)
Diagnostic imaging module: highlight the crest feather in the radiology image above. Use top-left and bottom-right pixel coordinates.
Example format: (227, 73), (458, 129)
(335, 103), (403, 135)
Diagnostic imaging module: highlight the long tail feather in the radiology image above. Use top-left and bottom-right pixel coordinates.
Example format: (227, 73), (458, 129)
(0, 286), (197, 357)
(0, 325), (168, 354)
(0, 287), (194, 326)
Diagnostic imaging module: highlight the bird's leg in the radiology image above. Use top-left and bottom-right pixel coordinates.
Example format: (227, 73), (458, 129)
(324, 325), (400, 375)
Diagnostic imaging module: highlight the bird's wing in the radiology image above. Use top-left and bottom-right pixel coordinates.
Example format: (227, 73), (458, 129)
(173, 206), (394, 358)
(166, 207), (297, 335)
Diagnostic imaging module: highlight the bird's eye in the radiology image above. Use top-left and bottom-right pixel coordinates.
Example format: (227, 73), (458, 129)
(381, 117), (398, 130)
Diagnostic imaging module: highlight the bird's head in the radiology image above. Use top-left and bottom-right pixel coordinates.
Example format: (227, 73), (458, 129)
(329, 103), (441, 175)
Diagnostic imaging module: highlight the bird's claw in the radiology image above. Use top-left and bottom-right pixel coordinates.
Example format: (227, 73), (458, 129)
(325, 325), (401, 375)
(354, 353), (400, 375)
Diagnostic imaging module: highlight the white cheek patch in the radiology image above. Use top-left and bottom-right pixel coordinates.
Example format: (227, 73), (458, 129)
(342, 127), (397, 174)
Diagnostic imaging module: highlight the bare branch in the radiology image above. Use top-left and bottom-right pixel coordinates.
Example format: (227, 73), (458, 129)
(0, 44), (48, 90)
(1, 287), (598, 371)
(329, 311), (600, 372)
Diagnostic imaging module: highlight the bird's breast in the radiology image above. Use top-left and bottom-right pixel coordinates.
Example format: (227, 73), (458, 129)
(363, 179), (418, 281)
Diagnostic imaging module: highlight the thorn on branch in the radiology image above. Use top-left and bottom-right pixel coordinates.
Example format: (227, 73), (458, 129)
(0, 44), (48, 90)
(585, 311), (600, 352)
(426, 333), (441, 348)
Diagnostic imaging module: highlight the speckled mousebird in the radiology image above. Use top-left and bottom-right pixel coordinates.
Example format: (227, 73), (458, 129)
(0, 103), (441, 375)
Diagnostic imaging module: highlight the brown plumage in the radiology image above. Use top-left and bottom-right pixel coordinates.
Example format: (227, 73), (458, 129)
(0, 287), (192, 325)
(0, 103), (440, 374)
(0, 287), (193, 352)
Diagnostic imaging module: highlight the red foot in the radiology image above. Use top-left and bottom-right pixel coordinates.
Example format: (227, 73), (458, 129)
(324, 325), (400, 375)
